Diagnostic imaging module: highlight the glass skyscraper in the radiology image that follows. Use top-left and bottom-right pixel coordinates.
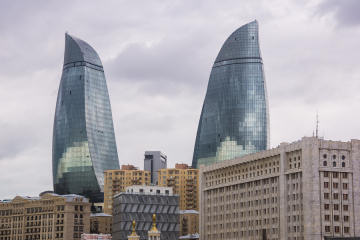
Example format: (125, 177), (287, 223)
(53, 33), (120, 202)
(192, 20), (270, 168)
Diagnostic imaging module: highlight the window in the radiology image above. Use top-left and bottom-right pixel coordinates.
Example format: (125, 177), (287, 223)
(342, 162), (346, 167)
(323, 161), (327, 166)
(325, 215), (330, 221)
(324, 193), (329, 199)
(333, 172), (338, 178)
(334, 204), (339, 210)
(333, 155), (337, 159)
(334, 193), (339, 199)
(334, 215), (339, 221)
(324, 182), (329, 188)
(344, 215), (349, 222)
(344, 227), (350, 233)
(343, 194), (348, 200)
(343, 183), (348, 189)
(335, 226), (340, 233)
(323, 154), (327, 159)
(342, 155), (346, 160)
(325, 226), (330, 232)
(324, 172), (329, 177)
(333, 183), (338, 188)
(343, 172), (348, 178)
(343, 205), (348, 211)
(333, 161), (336, 167)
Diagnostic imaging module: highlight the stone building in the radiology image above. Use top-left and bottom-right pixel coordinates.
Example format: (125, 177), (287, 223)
(179, 210), (199, 237)
(112, 186), (179, 240)
(103, 165), (151, 214)
(158, 164), (199, 210)
(90, 213), (112, 234)
(0, 193), (90, 240)
(200, 137), (360, 239)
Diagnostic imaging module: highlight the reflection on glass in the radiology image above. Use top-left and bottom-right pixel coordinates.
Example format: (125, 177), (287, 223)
(53, 34), (120, 202)
(192, 20), (270, 168)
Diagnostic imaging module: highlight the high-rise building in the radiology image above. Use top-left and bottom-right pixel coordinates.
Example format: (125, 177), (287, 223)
(158, 164), (199, 210)
(144, 151), (167, 184)
(112, 186), (179, 240)
(199, 137), (360, 239)
(192, 20), (270, 168)
(103, 165), (151, 214)
(0, 193), (90, 240)
(53, 33), (120, 202)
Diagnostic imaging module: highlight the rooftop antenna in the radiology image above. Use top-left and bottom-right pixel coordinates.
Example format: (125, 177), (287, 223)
(316, 111), (319, 138)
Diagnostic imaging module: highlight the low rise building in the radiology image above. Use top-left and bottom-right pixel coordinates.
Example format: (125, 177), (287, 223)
(158, 164), (199, 210)
(180, 210), (199, 237)
(112, 186), (179, 240)
(200, 137), (360, 240)
(81, 233), (112, 239)
(103, 165), (150, 214)
(0, 192), (90, 240)
(90, 213), (112, 234)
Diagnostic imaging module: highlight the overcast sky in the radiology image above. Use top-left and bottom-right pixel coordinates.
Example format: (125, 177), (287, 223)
(1, 0), (360, 199)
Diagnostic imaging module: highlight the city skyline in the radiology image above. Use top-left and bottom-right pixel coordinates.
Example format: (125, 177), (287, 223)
(1, 0), (360, 199)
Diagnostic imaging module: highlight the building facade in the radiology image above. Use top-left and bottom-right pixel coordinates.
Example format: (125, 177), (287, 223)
(144, 151), (167, 184)
(179, 210), (199, 237)
(103, 166), (150, 214)
(81, 233), (112, 240)
(90, 213), (112, 234)
(112, 186), (179, 240)
(158, 164), (199, 210)
(199, 137), (360, 239)
(53, 33), (120, 202)
(192, 20), (270, 168)
(0, 193), (90, 240)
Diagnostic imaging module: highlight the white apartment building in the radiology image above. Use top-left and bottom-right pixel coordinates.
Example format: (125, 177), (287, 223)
(199, 137), (360, 240)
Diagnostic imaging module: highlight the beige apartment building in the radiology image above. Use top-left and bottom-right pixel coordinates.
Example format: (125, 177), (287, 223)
(90, 213), (112, 234)
(158, 164), (199, 210)
(180, 210), (199, 237)
(0, 192), (90, 240)
(200, 137), (360, 240)
(103, 165), (150, 214)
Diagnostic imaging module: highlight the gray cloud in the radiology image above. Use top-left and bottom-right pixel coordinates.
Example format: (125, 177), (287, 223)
(1, 0), (360, 199)
(317, 0), (360, 26)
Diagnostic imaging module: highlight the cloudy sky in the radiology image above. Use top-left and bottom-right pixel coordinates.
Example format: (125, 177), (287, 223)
(1, 0), (360, 199)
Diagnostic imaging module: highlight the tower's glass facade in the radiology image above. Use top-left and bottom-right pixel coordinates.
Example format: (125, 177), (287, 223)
(192, 20), (270, 168)
(53, 34), (120, 202)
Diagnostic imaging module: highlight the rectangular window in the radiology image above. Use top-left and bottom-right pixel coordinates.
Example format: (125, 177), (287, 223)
(343, 194), (348, 200)
(325, 226), (330, 232)
(335, 226), (340, 233)
(334, 204), (339, 210)
(343, 183), (348, 189)
(334, 193), (339, 199)
(324, 193), (329, 199)
(344, 215), (349, 222)
(324, 204), (330, 210)
(333, 183), (338, 189)
(343, 205), (348, 211)
(344, 227), (350, 233)
(334, 215), (339, 221)
(324, 182), (329, 188)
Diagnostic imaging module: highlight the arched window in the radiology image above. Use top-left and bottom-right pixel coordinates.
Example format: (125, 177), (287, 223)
(323, 161), (327, 167)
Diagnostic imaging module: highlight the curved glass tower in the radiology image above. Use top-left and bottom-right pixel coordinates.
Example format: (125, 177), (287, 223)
(192, 20), (269, 168)
(53, 33), (120, 202)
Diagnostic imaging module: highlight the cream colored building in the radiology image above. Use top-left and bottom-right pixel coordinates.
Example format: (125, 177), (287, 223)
(0, 193), (90, 240)
(158, 164), (199, 210)
(90, 213), (112, 234)
(200, 137), (360, 240)
(103, 165), (150, 214)
(180, 210), (199, 237)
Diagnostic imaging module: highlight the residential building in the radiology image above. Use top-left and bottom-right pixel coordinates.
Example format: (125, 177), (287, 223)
(81, 233), (112, 240)
(0, 193), (90, 240)
(179, 210), (199, 237)
(192, 20), (269, 168)
(144, 151), (167, 184)
(158, 164), (199, 210)
(200, 137), (360, 239)
(103, 165), (150, 214)
(53, 33), (120, 202)
(112, 186), (179, 240)
(90, 213), (112, 234)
